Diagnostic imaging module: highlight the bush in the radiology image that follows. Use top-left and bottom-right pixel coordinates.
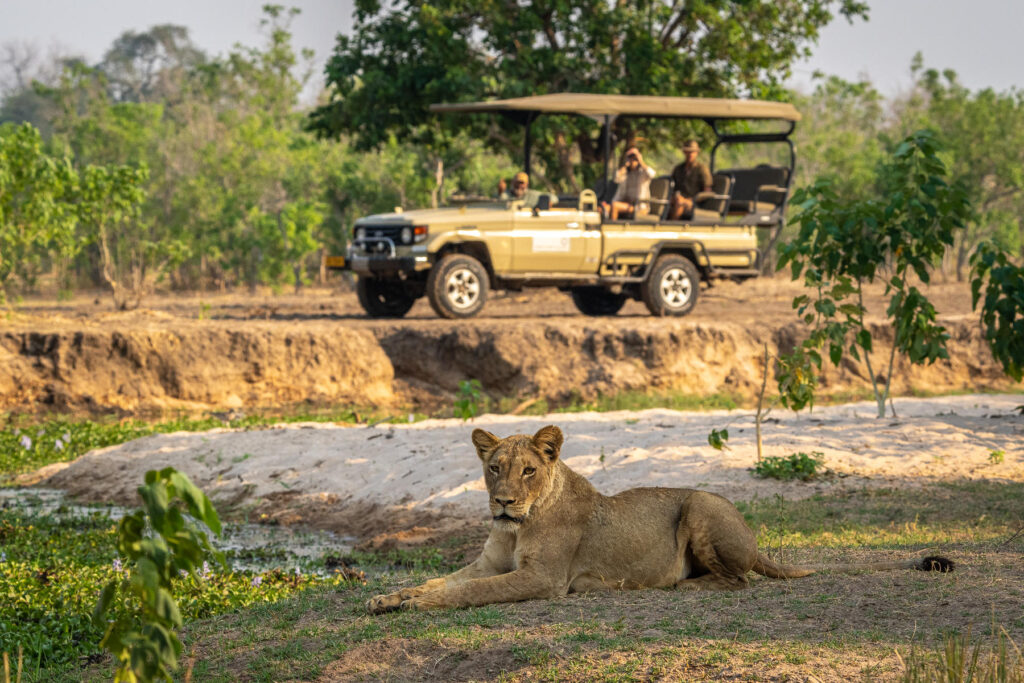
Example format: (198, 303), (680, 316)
(751, 452), (825, 481)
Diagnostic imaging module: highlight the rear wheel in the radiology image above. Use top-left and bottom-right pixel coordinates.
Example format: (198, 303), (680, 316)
(641, 255), (699, 317)
(570, 286), (627, 316)
(426, 254), (489, 319)
(356, 277), (417, 318)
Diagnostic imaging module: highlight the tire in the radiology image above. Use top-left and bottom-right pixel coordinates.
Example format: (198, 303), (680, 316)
(426, 254), (489, 319)
(356, 277), (417, 318)
(641, 255), (700, 317)
(570, 286), (627, 316)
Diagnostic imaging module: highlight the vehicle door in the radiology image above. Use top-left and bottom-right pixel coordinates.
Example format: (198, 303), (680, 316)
(509, 205), (602, 274)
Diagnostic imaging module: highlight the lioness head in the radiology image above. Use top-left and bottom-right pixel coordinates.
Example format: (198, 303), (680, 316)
(471, 425), (563, 531)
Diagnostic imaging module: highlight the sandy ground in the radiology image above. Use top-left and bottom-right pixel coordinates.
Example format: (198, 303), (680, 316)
(36, 394), (1024, 543)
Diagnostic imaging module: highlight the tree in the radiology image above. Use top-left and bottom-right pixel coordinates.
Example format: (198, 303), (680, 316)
(899, 56), (1024, 276)
(777, 130), (973, 418)
(310, 0), (868, 190)
(75, 163), (169, 310)
(97, 25), (206, 104)
(970, 242), (1024, 382)
(0, 122), (78, 303)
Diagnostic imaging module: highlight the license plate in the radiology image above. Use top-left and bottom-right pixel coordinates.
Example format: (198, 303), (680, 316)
(325, 255), (347, 268)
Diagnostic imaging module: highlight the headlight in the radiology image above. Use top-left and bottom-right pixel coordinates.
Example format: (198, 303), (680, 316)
(400, 227), (413, 244)
(354, 227), (365, 241)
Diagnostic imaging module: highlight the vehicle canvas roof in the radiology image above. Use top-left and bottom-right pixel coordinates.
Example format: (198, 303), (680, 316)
(429, 93), (801, 122)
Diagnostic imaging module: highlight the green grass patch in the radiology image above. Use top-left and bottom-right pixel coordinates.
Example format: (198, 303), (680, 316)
(736, 481), (1024, 549)
(0, 506), (363, 681)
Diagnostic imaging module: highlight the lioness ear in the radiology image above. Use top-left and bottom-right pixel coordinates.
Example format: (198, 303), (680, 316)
(532, 425), (563, 461)
(471, 429), (500, 461)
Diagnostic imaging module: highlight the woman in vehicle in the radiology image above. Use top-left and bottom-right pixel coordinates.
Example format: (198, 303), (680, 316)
(601, 147), (656, 220)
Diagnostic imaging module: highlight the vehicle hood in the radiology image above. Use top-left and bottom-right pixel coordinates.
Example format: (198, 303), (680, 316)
(356, 205), (509, 225)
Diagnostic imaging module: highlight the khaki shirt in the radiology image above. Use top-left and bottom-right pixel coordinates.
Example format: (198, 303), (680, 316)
(671, 160), (712, 199)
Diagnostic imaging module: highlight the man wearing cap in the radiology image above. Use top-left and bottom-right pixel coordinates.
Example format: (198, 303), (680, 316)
(669, 140), (712, 220)
(498, 171), (544, 208)
(602, 147), (656, 221)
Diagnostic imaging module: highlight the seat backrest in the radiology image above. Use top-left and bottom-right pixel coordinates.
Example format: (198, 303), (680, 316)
(720, 165), (789, 203)
(696, 172), (734, 215)
(592, 178), (618, 204)
(712, 172), (733, 196)
(649, 176), (671, 202)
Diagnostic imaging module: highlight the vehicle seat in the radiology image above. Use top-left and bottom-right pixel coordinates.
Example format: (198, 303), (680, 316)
(694, 172), (734, 217)
(724, 165), (789, 217)
(636, 176), (672, 222)
(592, 178), (619, 204)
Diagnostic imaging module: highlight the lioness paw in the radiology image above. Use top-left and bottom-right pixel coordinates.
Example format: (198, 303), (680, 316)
(366, 593), (403, 614)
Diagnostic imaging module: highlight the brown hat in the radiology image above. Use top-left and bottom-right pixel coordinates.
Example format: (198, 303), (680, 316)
(513, 171), (529, 184)
(682, 139), (700, 152)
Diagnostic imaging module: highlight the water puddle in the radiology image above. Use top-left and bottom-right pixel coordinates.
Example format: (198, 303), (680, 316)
(0, 488), (356, 574)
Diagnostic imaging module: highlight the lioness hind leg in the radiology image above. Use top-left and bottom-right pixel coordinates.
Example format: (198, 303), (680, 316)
(674, 573), (749, 591)
(676, 493), (758, 591)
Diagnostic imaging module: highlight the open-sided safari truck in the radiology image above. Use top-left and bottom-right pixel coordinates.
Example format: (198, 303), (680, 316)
(327, 94), (800, 318)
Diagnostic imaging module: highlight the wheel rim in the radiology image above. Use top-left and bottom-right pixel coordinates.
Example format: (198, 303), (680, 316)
(659, 267), (692, 309)
(445, 267), (480, 309)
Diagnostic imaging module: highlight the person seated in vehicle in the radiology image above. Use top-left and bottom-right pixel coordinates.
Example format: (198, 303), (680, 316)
(601, 147), (656, 220)
(497, 171), (544, 208)
(668, 139), (712, 220)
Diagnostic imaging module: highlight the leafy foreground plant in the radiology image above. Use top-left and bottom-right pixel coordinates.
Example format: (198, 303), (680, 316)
(92, 467), (223, 682)
(777, 129), (973, 417)
(897, 626), (1024, 683)
(751, 452), (825, 481)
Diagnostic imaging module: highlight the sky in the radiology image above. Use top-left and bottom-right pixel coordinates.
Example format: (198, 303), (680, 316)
(1, 0), (1022, 98)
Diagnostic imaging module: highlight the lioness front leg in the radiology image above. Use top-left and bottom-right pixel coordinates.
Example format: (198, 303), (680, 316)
(400, 569), (560, 611)
(367, 538), (513, 614)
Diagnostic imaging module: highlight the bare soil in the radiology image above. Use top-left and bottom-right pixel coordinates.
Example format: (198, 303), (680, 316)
(1, 276), (1015, 416)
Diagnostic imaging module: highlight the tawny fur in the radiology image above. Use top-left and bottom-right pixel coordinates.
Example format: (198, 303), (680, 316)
(366, 426), (954, 614)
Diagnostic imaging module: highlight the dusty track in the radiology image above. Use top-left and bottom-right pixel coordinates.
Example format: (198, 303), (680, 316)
(1, 277), (1015, 415)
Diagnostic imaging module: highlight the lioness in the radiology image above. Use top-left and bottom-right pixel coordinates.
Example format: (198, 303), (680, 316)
(367, 426), (953, 613)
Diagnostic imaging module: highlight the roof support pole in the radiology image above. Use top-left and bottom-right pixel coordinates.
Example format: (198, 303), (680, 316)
(523, 112), (536, 175)
(602, 115), (612, 183)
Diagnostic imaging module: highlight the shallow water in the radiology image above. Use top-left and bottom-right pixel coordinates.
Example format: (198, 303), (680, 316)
(0, 487), (356, 574)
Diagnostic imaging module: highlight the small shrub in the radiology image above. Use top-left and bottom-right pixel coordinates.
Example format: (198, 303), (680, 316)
(752, 452), (824, 481)
(989, 450), (1006, 465)
(453, 379), (484, 421)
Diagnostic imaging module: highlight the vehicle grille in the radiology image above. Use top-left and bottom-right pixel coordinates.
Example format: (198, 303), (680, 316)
(355, 224), (405, 253)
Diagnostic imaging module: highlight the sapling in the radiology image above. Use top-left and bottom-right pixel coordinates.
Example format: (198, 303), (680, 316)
(777, 130), (972, 418)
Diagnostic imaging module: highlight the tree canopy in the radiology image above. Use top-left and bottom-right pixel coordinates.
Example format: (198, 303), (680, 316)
(310, 0), (868, 188)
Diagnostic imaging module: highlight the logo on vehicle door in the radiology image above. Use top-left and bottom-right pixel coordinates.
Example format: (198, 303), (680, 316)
(532, 234), (571, 252)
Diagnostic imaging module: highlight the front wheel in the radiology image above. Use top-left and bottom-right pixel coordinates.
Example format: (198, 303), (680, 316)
(641, 255), (700, 317)
(426, 254), (489, 319)
(356, 277), (417, 318)
(570, 286), (627, 316)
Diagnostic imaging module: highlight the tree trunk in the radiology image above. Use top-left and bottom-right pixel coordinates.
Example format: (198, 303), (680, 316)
(430, 159), (444, 209)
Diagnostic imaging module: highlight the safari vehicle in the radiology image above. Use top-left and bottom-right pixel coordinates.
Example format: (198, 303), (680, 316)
(327, 94), (800, 319)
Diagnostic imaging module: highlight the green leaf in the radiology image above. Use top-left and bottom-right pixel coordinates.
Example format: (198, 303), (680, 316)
(856, 329), (873, 352)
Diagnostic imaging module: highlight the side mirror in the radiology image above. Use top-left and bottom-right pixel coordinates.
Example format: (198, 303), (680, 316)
(534, 194), (551, 212)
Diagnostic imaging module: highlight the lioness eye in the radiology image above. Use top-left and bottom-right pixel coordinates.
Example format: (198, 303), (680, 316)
(489, 465), (499, 474)
(523, 467), (535, 476)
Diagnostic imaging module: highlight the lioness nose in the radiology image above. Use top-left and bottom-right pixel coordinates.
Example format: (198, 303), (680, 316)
(494, 497), (516, 506)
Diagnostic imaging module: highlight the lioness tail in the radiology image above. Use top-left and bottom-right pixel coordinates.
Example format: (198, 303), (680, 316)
(752, 553), (955, 580)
